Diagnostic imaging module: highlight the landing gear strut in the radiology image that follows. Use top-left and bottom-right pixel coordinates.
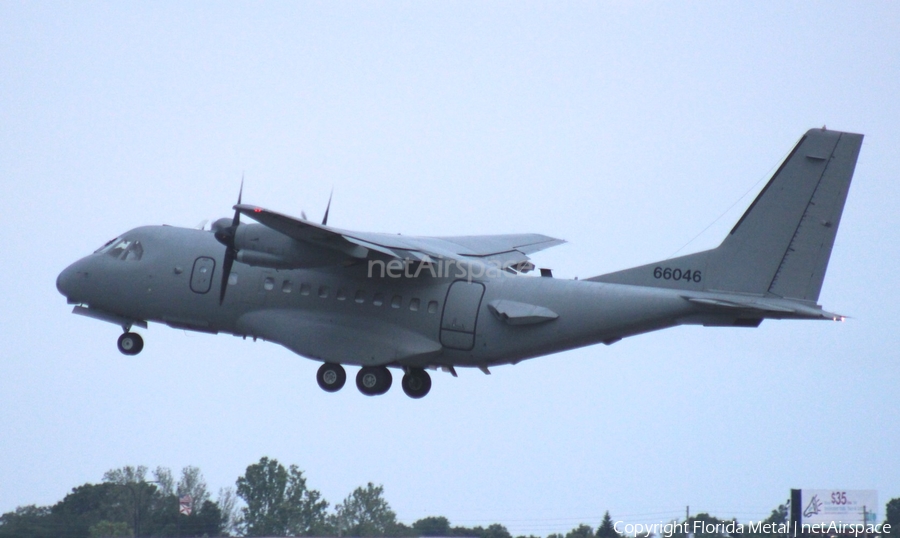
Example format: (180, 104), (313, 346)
(401, 368), (432, 399)
(317, 363), (346, 392)
(117, 332), (143, 355)
(356, 366), (392, 396)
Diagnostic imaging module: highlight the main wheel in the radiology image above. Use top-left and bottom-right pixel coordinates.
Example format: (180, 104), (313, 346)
(117, 332), (143, 355)
(317, 363), (346, 392)
(356, 366), (392, 396)
(401, 368), (432, 399)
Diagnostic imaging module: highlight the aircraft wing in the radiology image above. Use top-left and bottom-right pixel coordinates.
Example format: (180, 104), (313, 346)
(235, 204), (564, 270)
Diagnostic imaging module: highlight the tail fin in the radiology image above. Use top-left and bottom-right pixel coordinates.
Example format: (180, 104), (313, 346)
(589, 128), (863, 303)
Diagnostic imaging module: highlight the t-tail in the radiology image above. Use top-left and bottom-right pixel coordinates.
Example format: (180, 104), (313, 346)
(589, 128), (863, 320)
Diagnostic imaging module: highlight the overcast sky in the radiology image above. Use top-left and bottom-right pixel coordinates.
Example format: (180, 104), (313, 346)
(2, 2), (898, 535)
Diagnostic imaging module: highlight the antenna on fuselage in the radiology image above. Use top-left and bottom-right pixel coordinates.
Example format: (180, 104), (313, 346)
(322, 188), (333, 226)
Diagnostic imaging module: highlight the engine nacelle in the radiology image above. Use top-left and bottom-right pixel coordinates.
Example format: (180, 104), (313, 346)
(231, 223), (350, 269)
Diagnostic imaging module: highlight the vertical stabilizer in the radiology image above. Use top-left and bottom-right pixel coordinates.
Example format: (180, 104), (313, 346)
(708, 128), (862, 301)
(589, 128), (863, 303)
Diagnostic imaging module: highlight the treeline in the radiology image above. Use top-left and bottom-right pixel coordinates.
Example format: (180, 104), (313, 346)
(1, 457), (898, 538)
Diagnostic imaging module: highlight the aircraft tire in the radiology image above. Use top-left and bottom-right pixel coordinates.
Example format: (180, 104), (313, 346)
(317, 363), (346, 392)
(117, 332), (143, 355)
(356, 366), (392, 396)
(401, 368), (431, 399)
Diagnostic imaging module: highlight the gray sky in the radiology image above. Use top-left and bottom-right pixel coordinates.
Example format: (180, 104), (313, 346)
(1, 2), (898, 535)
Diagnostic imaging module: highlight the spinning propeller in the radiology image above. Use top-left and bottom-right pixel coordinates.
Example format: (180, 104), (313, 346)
(213, 179), (243, 305)
(212, 182), (334, 305)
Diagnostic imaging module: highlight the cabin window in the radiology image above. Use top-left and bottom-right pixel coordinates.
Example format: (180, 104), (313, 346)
(427, 300), (438, 313)
(336, 289), (346, 301)
(391, 295), (402, 309)
(373, 293), (384, 306)
(264, 277), (275, 291)
(355, 290), (366, 304)
(409, 298), (420, 311)
(300, 283), (310, 295)
(318, 286), (329, 298)
(282, 280), (292, 293)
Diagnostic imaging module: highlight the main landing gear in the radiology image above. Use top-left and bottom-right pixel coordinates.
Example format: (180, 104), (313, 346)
(401, 368), (431, 399)
(117, 332), (143, 355)
(316, 364), (432, 398)
(356, 366), (392, 396)
(316, 363), (347, 392)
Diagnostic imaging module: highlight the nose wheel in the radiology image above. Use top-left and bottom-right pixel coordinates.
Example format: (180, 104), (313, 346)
(117, 332), (144, 355)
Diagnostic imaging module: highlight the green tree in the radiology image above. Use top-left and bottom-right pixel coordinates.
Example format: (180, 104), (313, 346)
(479, 523), (513, 538)
(218, 486), (241, 536)
(567, 524), (594, 538)
(451, 523), (513, 538)
(0, 505), (55, 538)
(236, 456), (329, 536)
(886, 498), (900, 534)
(332, 482), (398, 537)
(596, 512), (619, 538)
(102, 466), (162, 537)
(153, 467), (175, 496)
(413, 516), (451, 536)
(60, 483), (124, 535)
(177, 465), (211, 509)
(88, 520), (132, 537)
(180, 500), (225, 537)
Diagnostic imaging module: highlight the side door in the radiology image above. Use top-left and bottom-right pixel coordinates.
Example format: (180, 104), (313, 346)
(190, 257), (216, 294)
(440, 281), (485, 350)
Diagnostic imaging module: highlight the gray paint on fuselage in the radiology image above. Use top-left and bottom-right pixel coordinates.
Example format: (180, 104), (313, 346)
(62, 224), (699, 369)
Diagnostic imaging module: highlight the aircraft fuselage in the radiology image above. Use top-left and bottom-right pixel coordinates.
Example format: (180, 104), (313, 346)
(58, 224), (695, 369)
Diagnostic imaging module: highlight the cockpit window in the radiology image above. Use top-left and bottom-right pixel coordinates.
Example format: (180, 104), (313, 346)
(94, 237), (119, 254)
(102, 238), (144, 261)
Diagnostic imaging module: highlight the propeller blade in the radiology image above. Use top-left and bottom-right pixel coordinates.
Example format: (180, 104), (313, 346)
(217, 178), (244, 305)
(232, 176), (244, 227)
(219, 248), (235, 305)
(322, 188), (333, 226)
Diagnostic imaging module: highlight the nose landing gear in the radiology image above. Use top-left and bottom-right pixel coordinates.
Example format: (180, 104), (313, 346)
(117, 332), (144, 355)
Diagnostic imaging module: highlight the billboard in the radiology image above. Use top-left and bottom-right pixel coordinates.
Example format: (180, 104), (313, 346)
(798, 490), (878, 525)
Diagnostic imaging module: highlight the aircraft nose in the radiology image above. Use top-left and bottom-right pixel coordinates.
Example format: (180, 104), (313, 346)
(57, 258), (89, 302)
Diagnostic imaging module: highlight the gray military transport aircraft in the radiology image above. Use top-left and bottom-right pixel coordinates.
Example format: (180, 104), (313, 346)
(57, 128), (862, 398)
